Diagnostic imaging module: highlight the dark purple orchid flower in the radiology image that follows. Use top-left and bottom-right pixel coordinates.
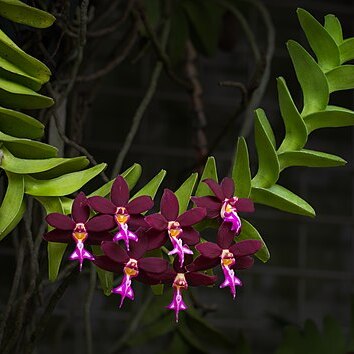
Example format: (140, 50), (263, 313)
(192, 177), (254, 234)
(94, 231), (168, 307)
(158, 255), (216, 322)
(144, 189), (206, 267)
(88, 176), (154, 251)
(188, 223), (262, 299)
(44, 192), (115, 271)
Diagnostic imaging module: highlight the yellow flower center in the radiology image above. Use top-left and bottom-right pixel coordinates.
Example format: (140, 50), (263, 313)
(124, 258), (139, 277)
(168, 221), (182, 238)
(221, 249), (235, 267)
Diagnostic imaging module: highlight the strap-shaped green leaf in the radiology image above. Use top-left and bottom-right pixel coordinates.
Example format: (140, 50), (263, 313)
(0, 77), (54, 109)
(0, 29), (51, 84)
(237, 218), (270, 263)
(339, 38), (354, 63)
(36, 196), (67, 281)
(0, 172), (24, 239)
(195, 156), (218, 197)
(251, 109), (279, 188)
(1, 199), (25, 238)
(304, 105), (354, 133)
(0, 56), (42, 90)
(0, 131), (57, 158)
(278, 149), (346, 170)
(287, 40), (329, 116)
(277, 77), (307, 153)
(232, 137), (251, 198)
(30, 156), (89, 180)
(24, 163), (107, 196)
(0, 0), (55, 28)
(0, 146), (88, 174)
(324, 14), (343, 45)
(89, 163), (142, 197)
(92, 245), (113, 296)
(132, 169), (167, 199)
(0, 106), (44, 139)
(326, 65), (354, 92)
(297, 8), (340, 72)
(251, 184), (315, 217)
(175, 173), (198, 214)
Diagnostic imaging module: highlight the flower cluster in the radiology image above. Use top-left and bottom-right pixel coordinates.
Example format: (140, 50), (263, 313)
(44, 175), (262, 322)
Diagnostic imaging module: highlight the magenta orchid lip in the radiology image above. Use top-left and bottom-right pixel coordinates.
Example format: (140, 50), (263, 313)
(43, 175), (260, 322)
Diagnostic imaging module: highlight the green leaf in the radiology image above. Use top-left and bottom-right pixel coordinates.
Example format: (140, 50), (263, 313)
(339, 38), (354, 63)
(24, 163), (107, 196)
(0, 106), (44, 139)
(237, 219), (270, 262)
(278, 149), (346, 170)
(326, 65), (354, 92)
(303, 105), (354, 133)
(195, 156), (218, 197)
(0, 29), (51, 84)
(322, 316), (346, 354)
(182, 0), (223, 56)
(287, 40), (329, 116)
(251, 184), (315, 217)
(0, 0), (55, 28)
(1, 199), (25, 238)
(30, 157), (89, 180)
(0, 146), (89, 174)
(251, 109), (280, 188)
(0, 57), (42, 90)
(232, 137), (251, 198)
(0, 131), (57, 158)
(88, 163), (142, 197)
(324, 14), (343, 45)
(0, 77), (53, 109)
(92, 245), (113, 296)
(175, 173), (198, 214)
(0, 172), (24, 239)
(297, 8), (340, 72)
(132, 169), (167, 199)
(277, 77), (307, 153)
(35, 196), (67, 281)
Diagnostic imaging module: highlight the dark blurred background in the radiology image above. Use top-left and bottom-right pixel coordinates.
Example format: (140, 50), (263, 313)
(1, 0), (354, 353)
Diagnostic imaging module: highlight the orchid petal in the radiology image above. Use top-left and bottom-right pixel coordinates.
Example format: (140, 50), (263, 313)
(187, 255), (220, 272)
(229, 240), (262, 257)
(136, 271), (162, 285)
(185, 272), (217, 286)
(72, 192), (90, 223)
(86, 214), (116, 232)
(139, 257), (168, 273)
(101, 241), (129, 264)
(43, 229), (71, 243)
(160, 189), (179, 220)
(176, 207), (206, 227)
(111, 176), (129, 207)
(126, 196), (153, 214)
(94, 255), (123, 273)
(146, 229), (167, 250)
(203, 178), (224, 200)
(129, 215), (149, 228)
(87, 231), (113, 245)
(180, 227), (200, 245)
(232, 255), (254, 270)
(217, 222), (237, 249)
(235, 198), (255, 213)
(128, 231), (148, 259)
(196, 242), (221, 258)
(191, 196), (221, 218)
(88, 196), (116, 214)
(46, 213), (75, 230)
(221, 177), (235, 198)
(145, 213), (168, 231)
(167, 287), (187, 323)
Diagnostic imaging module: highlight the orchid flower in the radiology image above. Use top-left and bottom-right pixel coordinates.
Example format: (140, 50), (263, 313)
(160, 255), (217, 322)
(192, 177), (254, 234)
(94, 231), (168, 307)
(144, 189), (206, 267)
(188, 223), (262, 298)
(88, 176), (153, 250)
(44, 192), (115, 271)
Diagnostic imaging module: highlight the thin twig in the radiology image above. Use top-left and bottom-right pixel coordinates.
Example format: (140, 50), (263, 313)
(135, 4), (191, 90)
(219, 81), (248, 102)
(87, 0), (135, 38)
(0, 238), (25, 348)
(111, 20), (171, 177)
(84, 265), (96, 354)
